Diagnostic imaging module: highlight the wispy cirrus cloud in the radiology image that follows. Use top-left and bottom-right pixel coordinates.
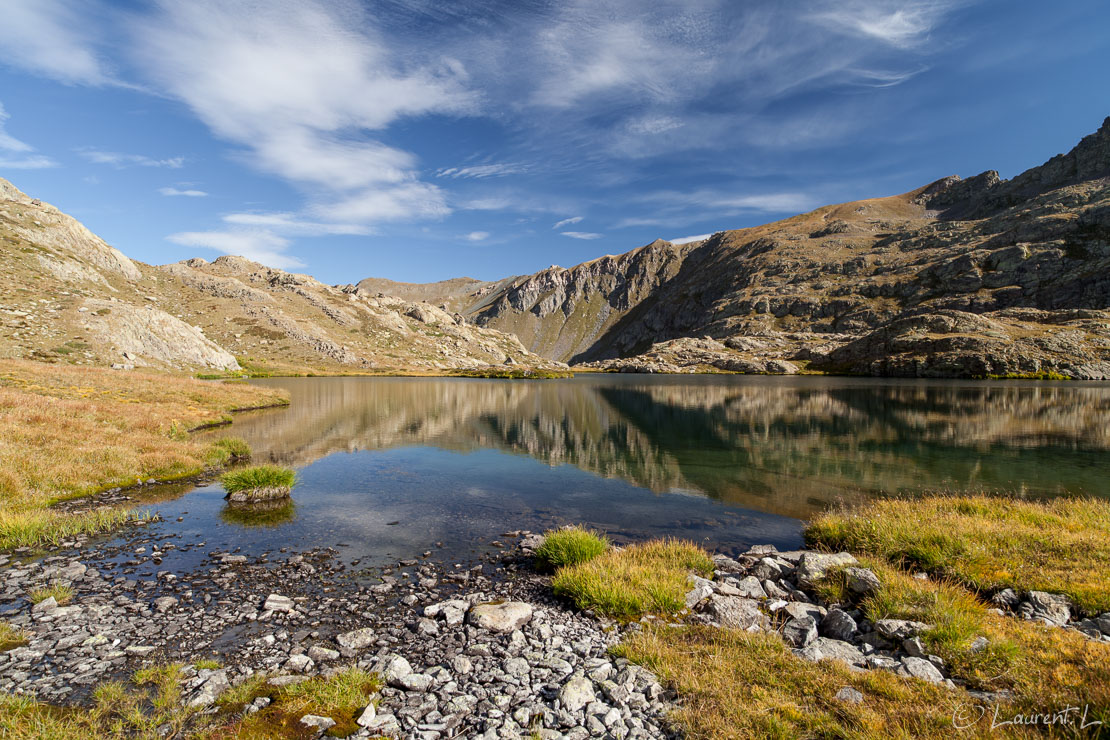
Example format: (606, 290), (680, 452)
(553, 216), (583, 229)
(436, 163), (528, 179)
(668, 233), (713, 245)
(0, 0), (113, 85)
(561, 231), (603, 240)
(464, 231), (489, 242)
(159, 186), (207, 197)
(80, 149), (184, 168)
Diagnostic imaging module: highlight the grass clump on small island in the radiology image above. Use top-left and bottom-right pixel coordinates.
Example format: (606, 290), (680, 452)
(0, 621), (28, 652)
(806, 494), (1110, 614)
(221, 466), (296, 497)
(552, 538), (712, 619)
(208, 436), (251, 463)
(0, 359), (287, 549)
(535, 526), (609, 571)
(29, 583), (74, 606)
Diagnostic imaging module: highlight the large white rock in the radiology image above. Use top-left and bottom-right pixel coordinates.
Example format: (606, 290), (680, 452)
(467, 602), (533, 633)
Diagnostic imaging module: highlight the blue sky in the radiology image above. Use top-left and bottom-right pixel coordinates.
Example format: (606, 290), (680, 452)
(0, 0), (1107, 284)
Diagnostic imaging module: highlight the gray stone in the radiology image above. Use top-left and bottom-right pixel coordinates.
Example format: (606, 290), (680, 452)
(380, 655), (413, 685)
(396, 672), (433, 692)
(468, 602), (533, 633)
(798, 637), (864, 667)
(685, 576), (715, 608)
(820, 608), (858, 641)
(751, 557), (785, 581)
(32, 596), (57, 614)
(969, 636), (991, 653)
(701, 595), (769, 631)
(901, 656), (945, 683)
(186, 669), (229, 708)
(835, 687), (864, 704)
(795, 552), (857, 589)
(503, 657), (530, 676)
(782, 616), (818, 648)
(902, 637), (927, 658)
(153, 596), (177, 613)
(875, 619), (930, 641)
(783, 602), (825, 622)
(843, 567), (881, 597)
(336, 627), (376, 651)
(300, 714), (336, 731)
(992, 588), (1020, 608)
(263, 594), (294, 613)
(356, 702), (377, 727)
(559, 675), (596, 713)
(733, 576), (767, 599)
(452, 655), (473, 674)
(307, 645), (339, 662)
(285, 654), (314, 673)
(1023, 591), (1071, 626)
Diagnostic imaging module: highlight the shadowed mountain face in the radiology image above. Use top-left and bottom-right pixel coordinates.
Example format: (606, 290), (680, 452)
(380, 119), (1110, 378)
(208, 376), (1110, 519)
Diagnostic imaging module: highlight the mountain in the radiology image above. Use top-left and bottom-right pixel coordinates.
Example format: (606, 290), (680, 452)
(384, 118), (1110, 379)
(0, 178), (561, 375)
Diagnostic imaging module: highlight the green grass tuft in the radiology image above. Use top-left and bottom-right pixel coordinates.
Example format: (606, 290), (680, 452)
(534, 526), (609, 571)
(220, 465), (296, 496)
(206, 437), (251, 465)
(552, 538), (712, 619)
(29, 583), (74, 606)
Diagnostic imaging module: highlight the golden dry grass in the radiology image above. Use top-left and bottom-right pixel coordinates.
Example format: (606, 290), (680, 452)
(0, 359), (287, 548)
(552, 539), (713, 619)
(806, 495), (1110, 614)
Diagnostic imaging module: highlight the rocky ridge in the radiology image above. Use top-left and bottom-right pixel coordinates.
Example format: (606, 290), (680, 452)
(0, 179), (562, 375)
(392, 118), (1110, 378)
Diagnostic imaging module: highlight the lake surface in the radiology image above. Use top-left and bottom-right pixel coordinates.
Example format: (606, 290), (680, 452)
(137, 375), (1110, 569)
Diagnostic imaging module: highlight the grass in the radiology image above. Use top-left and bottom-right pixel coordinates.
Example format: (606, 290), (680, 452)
(552, 538), (713, 619)
(194, 659), (221, 670)
(221, 465), (296, 496)
(0, 621), (28, 652)
(29, 583), (74, 606)
(806, 495), (1110, 614)
(204, 667), (381, 739)
(0, 359), (286, 549)
(209, 437), (251, 462)
(0, 666), (380, 740)
(534, 525), (609, 571)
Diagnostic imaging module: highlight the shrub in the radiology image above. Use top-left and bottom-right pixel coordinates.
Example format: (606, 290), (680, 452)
(534, 526), (609, 571)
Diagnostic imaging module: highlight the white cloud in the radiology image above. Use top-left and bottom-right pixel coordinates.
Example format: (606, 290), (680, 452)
(223, 212), (372, 236)
(131, 0), (472, 227)
(668, 233), (713, 244)
(811, 2), (956, 48)
(167, 229), (304, 269)
(159, 187), (207, 197)
(553, 216), (583, 229)
(561, 231), (604, 240)
(80, 149), (184, 168)
(0, 0), (112, 84)
(0, 102), (58, 169)
(436, 163), (528, 179)
(465, 231), (490, 242)
(639, 190), (817, 214)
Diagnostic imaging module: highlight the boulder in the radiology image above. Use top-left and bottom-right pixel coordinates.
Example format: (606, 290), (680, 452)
(1022, 591), (1071, 626)
(336, 627), (376, 651)
(701, 595), (769, 631)
(263, 594), (294, 613)
(782, 616), (818, 647)
(875, 619), (931, 641)
(559, 675), (596, 713)
(820, 608), (858, 641)
(798, 637), (865, 667)
(468, 602), (533, 633)
(901, 656), (945, 683)
(843, 567), (881, 597)
(795, 552), (858, 589)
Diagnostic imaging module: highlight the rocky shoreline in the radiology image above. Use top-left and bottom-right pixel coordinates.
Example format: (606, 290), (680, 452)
(2, 524), (1107, 739)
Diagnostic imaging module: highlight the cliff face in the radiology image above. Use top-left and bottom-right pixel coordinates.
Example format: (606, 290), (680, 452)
(398, 117), (1110, 378)
(0, 178), (561, 375)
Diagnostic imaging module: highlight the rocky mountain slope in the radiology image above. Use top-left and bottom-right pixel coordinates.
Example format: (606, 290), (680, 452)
(395, 118), (1110, 378)
(0, 178), (560, 375)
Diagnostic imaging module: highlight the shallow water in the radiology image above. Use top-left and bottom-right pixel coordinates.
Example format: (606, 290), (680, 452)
(128, 374), (1110, 569)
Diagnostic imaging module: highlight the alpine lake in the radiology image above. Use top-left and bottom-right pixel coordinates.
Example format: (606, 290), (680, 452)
(109, 374), (1110, 573)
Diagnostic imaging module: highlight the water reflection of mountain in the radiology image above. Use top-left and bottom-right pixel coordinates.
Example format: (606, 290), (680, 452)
(208, 377), (1110, 519)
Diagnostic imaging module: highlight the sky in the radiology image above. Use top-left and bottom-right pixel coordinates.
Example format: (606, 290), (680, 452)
(0, 1), (1107, 284)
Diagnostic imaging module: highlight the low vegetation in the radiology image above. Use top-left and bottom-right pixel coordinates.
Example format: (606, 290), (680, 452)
(221, 466), (296, 496)
(806, 495), (1110, 614)
(0, 359), (286, 549)
(209, 437), (251, 462)
(0, 621), (28, 652)
(534, 526), (608, 571)
(0, 666), (379, 739)
(29, 583), (74, 606)
(552, 538), (712, 619)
